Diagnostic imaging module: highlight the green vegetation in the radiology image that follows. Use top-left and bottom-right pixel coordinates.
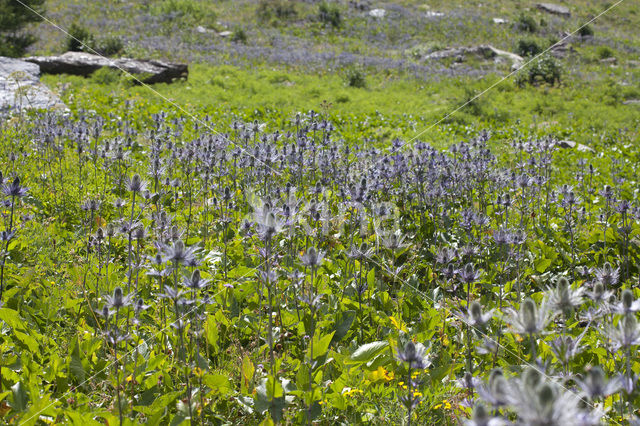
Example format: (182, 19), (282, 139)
(0, 0), (45, 57)
(1, 0), (640, 424)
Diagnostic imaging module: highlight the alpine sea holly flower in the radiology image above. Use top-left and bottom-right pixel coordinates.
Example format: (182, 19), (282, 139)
(476, 369), (510, 407)
(159, 240), (199, 266)
(575, 366), (621, 399)
(2, 177), (28, 198)
(612, 289), (640, 315)
(182, 269), (209, 291)
(586, 282), (614, 306)
(547, 277), (584, 315)
(458, 263), (482, 284)
(456, 301), (494, 329)
(126, 173), (147, 193)
(104, 287), (133, 310)
(300, 247), (325, 267)
(504, 298), (555, 336)
(605, 314), (640, 351)
(464, 403), (507, 426)
(396, 341), (429, 370)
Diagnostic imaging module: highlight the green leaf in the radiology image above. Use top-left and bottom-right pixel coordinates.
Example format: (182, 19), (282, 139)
(204, 315), (220, 352)
(241, 355), (255, 394)
(331, 310), (355, 346)
(346, 341), (389, 364)
(204, 373), (232, 396)
(11, 381), (28, 412)
(0, 308), (26, 330)
(133, 390), (182, 415)
(535, 257), (553, 273)
(69, 338), (85, 384)
(307, 331), (335, 360)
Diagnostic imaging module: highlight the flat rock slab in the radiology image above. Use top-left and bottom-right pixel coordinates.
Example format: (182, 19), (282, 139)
(25, 51), (188, 84)
(536, 3), (570, 16)
(556, 140), (595, 153)
(0, 56), (66, 112)
(424, 45), (523, 68)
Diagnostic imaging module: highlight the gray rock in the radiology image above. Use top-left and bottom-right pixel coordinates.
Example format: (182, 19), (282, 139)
(536, 3), (570, 17)
(600, 57), (617, 65)
(217, 31), (233, 37)
(622, 99), (640, 105)
(556, 140), (594, 153)
(369, 8), (386, 18)
(196, 25), (213, 34)
(0, 56), (66, 112)
(424, 45), (523, 68)
(25, 51), (188, 84)
(492, 17), (508, 24)
(425, 11), (444, 18)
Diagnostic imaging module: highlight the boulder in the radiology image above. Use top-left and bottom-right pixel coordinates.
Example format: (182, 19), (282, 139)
(536, 3), (570, 17)
(622, 99), (640, 105)
(600, 57), (617, 65)
(369, 9), (386, 18)
(0, 56), (66, 112)
(555, 140), (595, 153)
(424, 45), (523, 68)
(24, 51), (188, 84)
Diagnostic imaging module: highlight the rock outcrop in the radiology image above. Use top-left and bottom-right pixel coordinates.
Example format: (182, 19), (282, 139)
(0, 56), (66, 112)
(24, 51), (188, 84)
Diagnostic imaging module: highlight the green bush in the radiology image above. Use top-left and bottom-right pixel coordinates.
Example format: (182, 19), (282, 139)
(578, 25), (594, 37)
(91, 67), (122, 85)
(232, 27), (247, 44)
(66, 23), (95, 52)
(318, 2), (341, 28)
(515, 55), (562, 87)
(344, 66), (366, 88)
(516, 13), (538, 33)
(516, 38), (542, 57)
(0, 0), (45, 57)
(596, 45), (614, 59)
(97, 36), (124, 57)
(257, 0), (297, 24)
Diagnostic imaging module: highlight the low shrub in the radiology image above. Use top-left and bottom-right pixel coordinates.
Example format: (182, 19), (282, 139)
(319, 2), (342, 28)
(515, 55), (562, 87)
(516, 38), (542, 57)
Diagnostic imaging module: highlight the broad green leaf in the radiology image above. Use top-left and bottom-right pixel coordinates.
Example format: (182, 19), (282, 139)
(11, 381), (28, 412)
(346, 341), (389, 364)
(204, 316), (220, 352)
(331, 310), (355, 346)
(69, 338), (85, 384)
(204, 373), (232, 396)
(307, 331), (335, 360)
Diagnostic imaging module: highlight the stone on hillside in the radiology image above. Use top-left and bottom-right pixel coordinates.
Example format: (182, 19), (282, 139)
(556, 140), (595, 153)
(25, 51), (188, 84)
(425, 11), (445, 18)
(424, 45), (523, 68)
(492, 17), (508, 24)
(218, 31), (233, 37)
(600, 57), (617, 65)
(0, 56), (66, 112)
(622, 99), (640, 105)
(369, 9), (386, 18)
(196, 25), (213, 34)
(536, 3), (570, 17)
